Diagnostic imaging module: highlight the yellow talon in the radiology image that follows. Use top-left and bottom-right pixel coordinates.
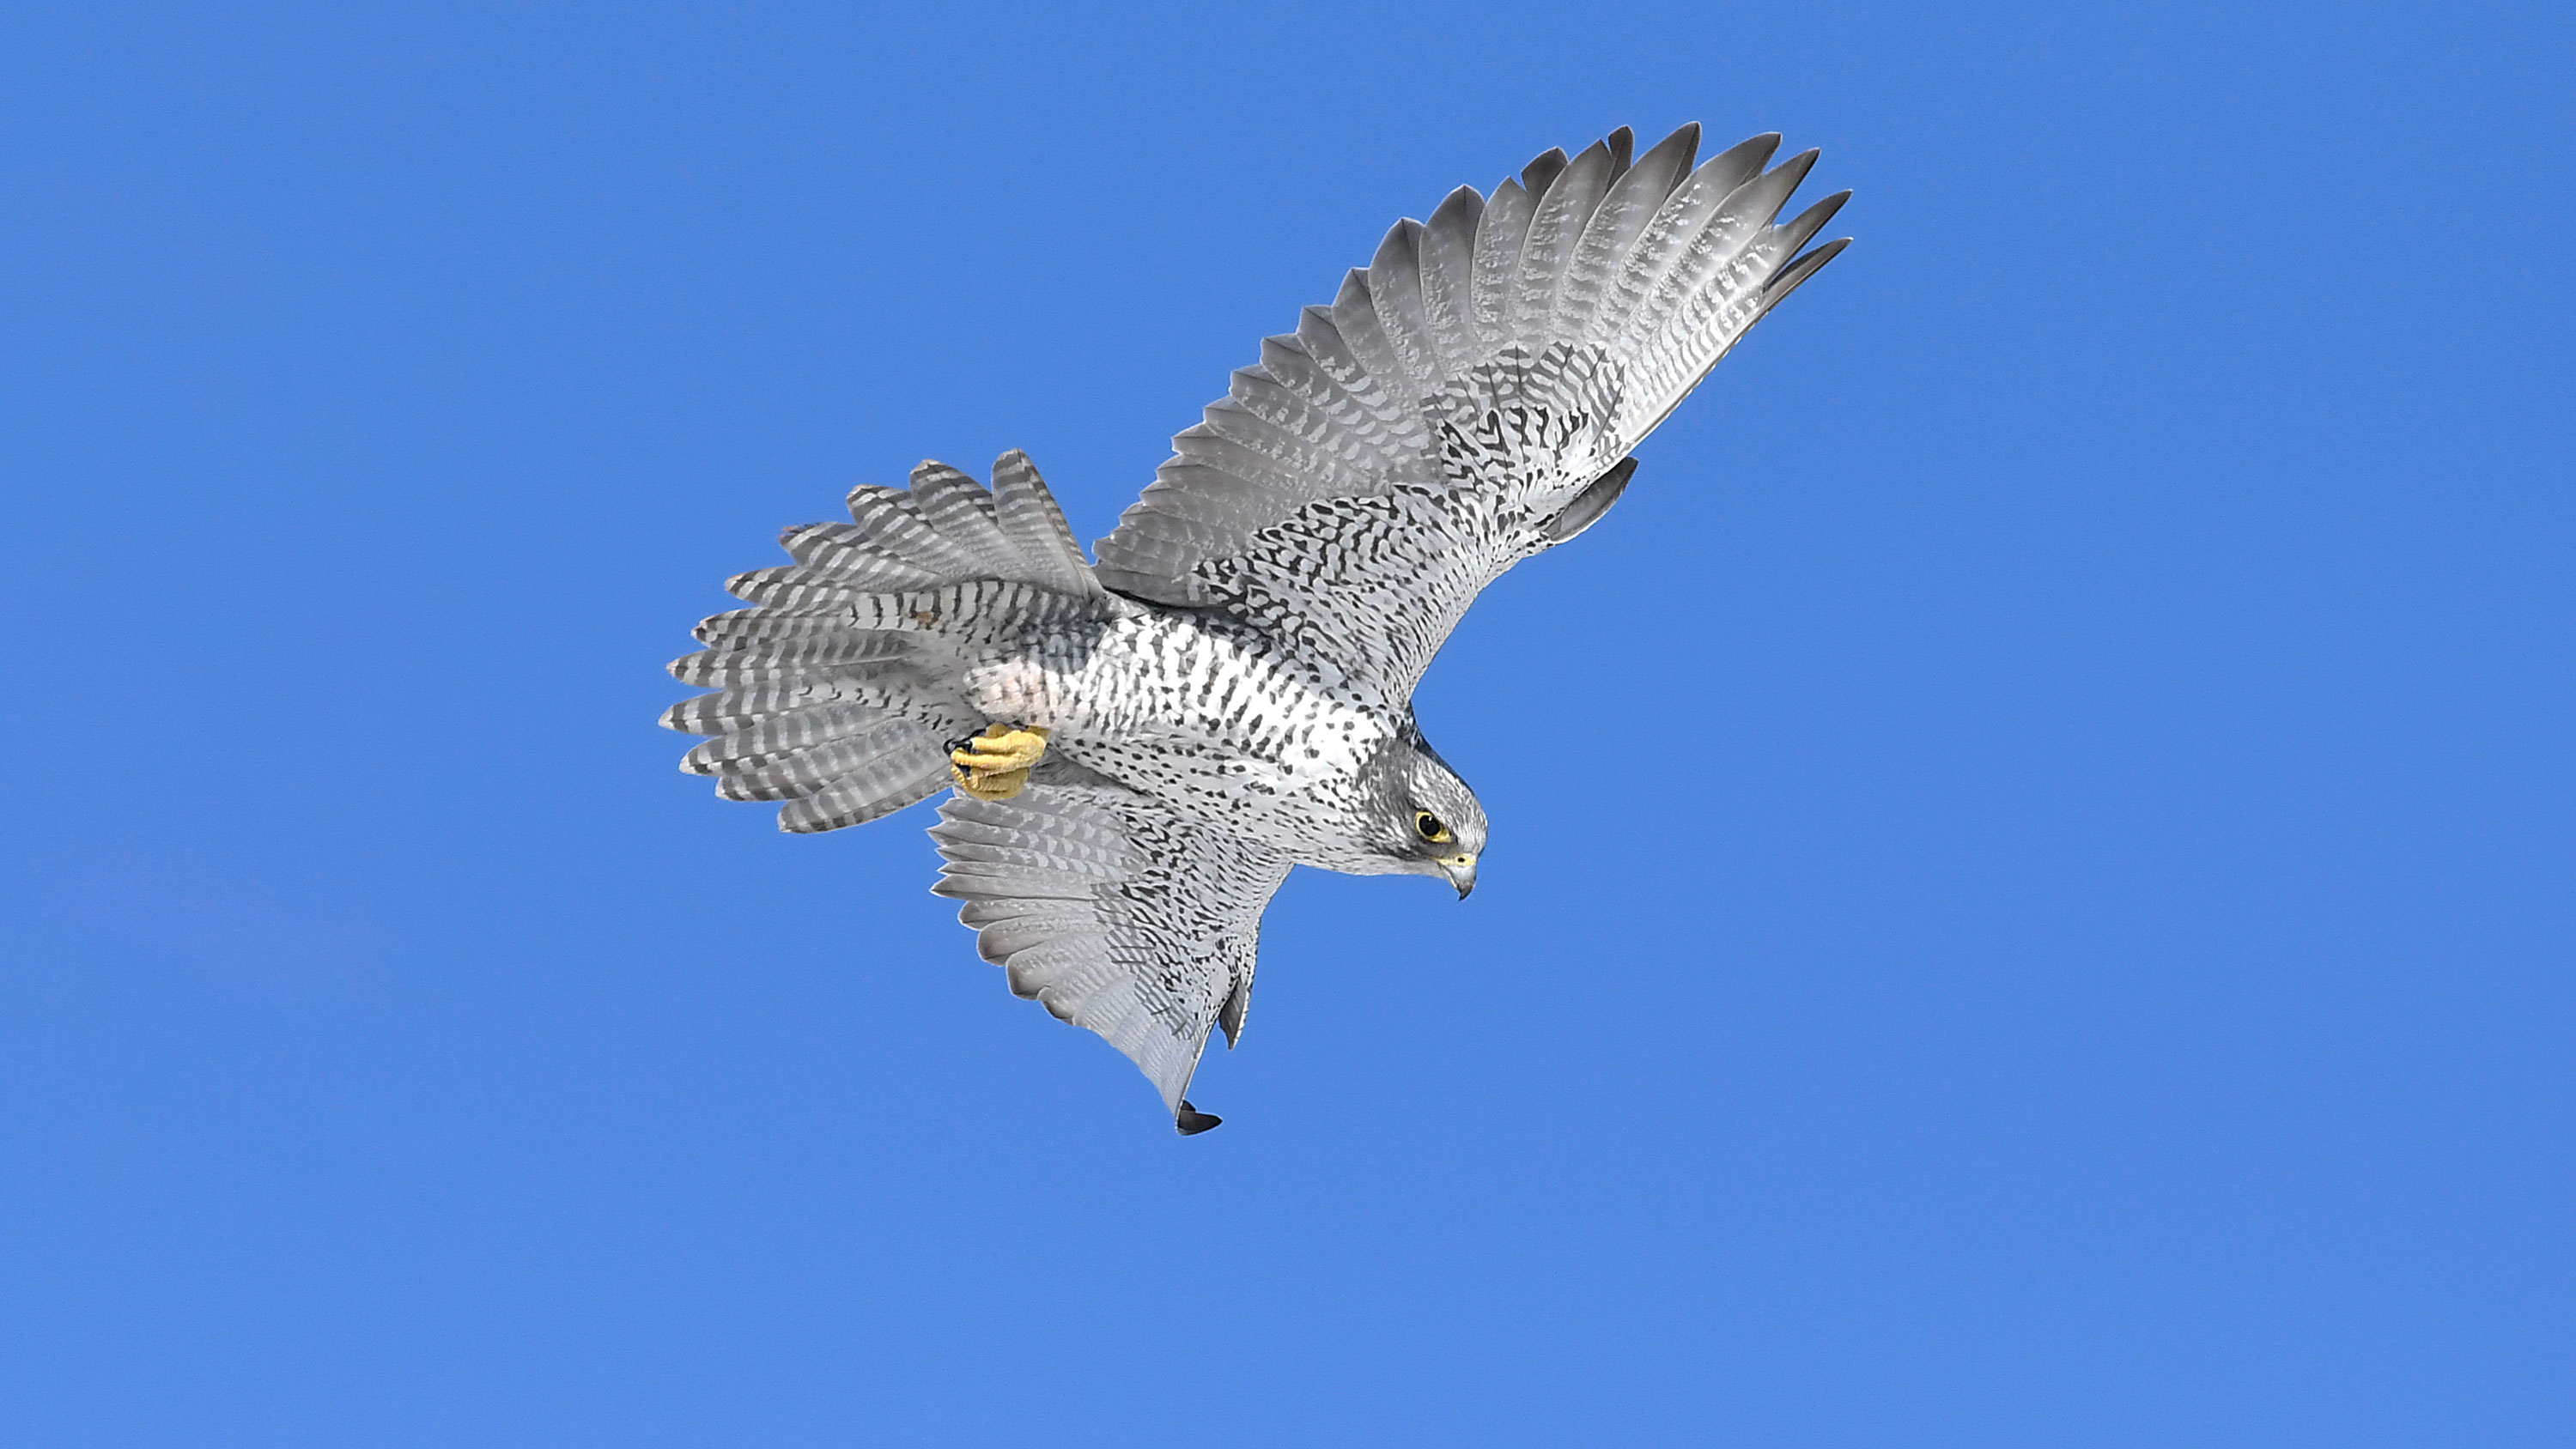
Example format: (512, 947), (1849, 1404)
(949, 724), (1048, 801)
(951, 722), (1049, 772)
(950, 763), (1032, 800)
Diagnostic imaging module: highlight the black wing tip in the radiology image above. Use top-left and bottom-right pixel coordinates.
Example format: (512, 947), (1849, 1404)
(1775, 190), (1854, 256)
(1175, 1101), (1224, 1135)
(1637, 121), (1701, 178)
(1802, 188), (1856, 221)
(1731, 131), (1787, 167)
(1519, 146), (1571, 197)
(1762, 237), (1854, 310)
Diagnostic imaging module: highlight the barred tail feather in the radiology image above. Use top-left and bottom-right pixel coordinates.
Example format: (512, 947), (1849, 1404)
(663, 452), (1112, 832)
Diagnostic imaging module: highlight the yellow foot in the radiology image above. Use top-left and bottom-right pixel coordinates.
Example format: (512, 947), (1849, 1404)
(950, 723), (1050, 801)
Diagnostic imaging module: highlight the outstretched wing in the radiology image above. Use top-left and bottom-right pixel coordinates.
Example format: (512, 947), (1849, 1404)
(1092, 125), (1849, 700)
(930, 782), (1292, 1121)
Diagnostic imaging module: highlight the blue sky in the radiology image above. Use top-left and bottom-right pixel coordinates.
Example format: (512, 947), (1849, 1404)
(3, 2), (2569, 1444)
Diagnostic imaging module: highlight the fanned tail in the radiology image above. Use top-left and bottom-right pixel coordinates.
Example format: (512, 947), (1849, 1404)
(662, 451), (1110, 833)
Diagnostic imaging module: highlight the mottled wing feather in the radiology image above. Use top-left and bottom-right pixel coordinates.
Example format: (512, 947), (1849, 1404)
(1094, 124), (1850, 700)
(932, 785), (1293, 1115)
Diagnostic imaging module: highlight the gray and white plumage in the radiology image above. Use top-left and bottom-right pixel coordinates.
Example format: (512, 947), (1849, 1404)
(663, 125), (1850, 1131)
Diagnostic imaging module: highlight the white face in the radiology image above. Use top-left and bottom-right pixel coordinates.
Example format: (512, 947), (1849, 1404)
(1298, 738), (1486, 888)
(1384, 745), (1486, 896)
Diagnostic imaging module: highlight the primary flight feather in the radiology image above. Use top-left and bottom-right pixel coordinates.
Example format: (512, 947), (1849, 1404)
(663, 124), (1850, 1133)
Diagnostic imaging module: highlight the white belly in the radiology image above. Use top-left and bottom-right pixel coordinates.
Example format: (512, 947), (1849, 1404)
(963, 611), (1388, 834)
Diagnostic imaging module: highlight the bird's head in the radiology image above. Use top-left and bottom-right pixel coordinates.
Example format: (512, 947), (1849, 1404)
(1360, 727), (1486, 898)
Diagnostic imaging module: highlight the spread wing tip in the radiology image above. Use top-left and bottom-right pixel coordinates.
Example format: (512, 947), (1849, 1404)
(1764, 236), (1853, 311)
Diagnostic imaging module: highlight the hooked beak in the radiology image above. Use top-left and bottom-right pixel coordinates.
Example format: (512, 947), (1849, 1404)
(1436, 853), (1479, 900)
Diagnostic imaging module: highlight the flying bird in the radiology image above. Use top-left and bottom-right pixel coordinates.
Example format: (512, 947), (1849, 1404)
(664, 124), (1850, 1134)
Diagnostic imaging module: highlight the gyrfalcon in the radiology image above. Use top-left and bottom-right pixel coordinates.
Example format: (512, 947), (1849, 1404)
(663, 124), (1850, 1133)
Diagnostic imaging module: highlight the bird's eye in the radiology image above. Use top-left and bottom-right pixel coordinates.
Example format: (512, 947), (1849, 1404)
(1414, 811), (1452, 844)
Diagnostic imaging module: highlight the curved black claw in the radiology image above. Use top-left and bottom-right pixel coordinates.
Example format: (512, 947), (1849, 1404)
(1175, 1100), (1223, 1136)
